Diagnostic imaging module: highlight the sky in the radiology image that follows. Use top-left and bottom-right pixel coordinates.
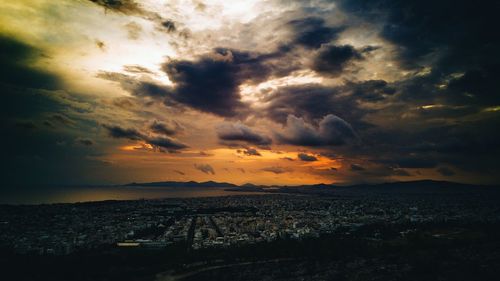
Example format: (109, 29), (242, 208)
(1, 0), (499, 187)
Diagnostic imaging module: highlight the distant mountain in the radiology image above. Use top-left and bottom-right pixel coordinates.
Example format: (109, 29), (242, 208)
(270, 180), (499, 196)
(124, 181), (238, 188)
(124, 179), (496, 192)
(291, 180), (490, 189)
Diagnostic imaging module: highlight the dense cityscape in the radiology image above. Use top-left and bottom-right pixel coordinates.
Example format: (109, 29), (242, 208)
(2, 188), (499, 256)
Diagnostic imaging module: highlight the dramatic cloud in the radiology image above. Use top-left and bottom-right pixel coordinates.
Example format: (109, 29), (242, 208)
(338, 0), (499, 70)
(162, 56), (244, 116)
(297, 153), (318, 162)
(0, 35), (59, 89)
(103, 124), (187, 151)
(147, 136), (188, 151)
(288, 17), (344, 49)
(216, 122), (272, 146)
(277, 114), (357, 147)
(97, 71), (169, 99)
(150, 120), (178, 136)
(3, 1), (500, 186)
(311, 45), (363, 77)
(263, 82), (393, 128)
(103, 124), (144, 140)
(194, 164), (215, 175)
(162, 48), (277, 117)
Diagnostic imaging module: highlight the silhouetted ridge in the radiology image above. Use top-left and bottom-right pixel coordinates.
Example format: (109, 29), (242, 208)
(124, 181), (237, 188)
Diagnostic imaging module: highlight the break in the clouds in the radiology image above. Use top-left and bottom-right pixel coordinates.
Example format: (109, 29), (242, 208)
(1, 0), (499, 186)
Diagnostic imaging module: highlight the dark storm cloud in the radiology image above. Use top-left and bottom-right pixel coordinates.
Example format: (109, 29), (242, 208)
(149, 120), (179, 136)
(263, 82), (393, 128)
(264, 85), (340, 124)
(161, 48), (279, 117)
(97, 71), (169, 99)
(0, 33), (108, 185)
(133, 81), (170, 98)
(350, 111), (500, 181)
(100, 45), (299, 118)
(348, 80), (396, 101)
(337, 0), (500, 107)
(103, 124), (144, 140)
(338, 0), (499, 69)
(277, 114), (357, 147)
(194, 164), (215, 175)
(297, 153), (317, 162)
(147, 136), (188, 151)
(311, 45), (363, 77)
(0, 80), (114, 186)
(216, 122), (272, 146)
(0, 35), (59, 90)
(288, 17), (344, 49)
(102, 124), (188, 151)
(446, 66), (500, 106)
(162, 56), (244, 117)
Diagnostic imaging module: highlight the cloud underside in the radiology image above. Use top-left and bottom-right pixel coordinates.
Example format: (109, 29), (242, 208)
(102, 124), (187, 152)
(1, 0), (500, 185)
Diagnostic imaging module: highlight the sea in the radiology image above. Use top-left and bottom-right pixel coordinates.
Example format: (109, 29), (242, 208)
(0, 186), (266, 205)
